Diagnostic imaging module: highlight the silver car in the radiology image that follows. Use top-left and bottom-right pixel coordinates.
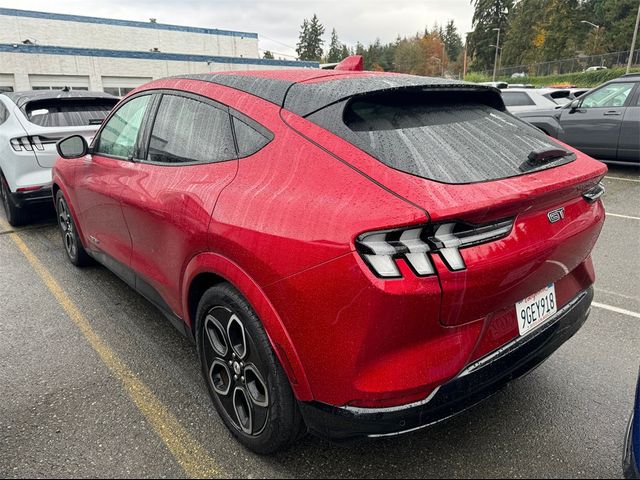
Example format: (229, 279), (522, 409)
(500, 88), (564, 114)
(0, 90), (117, 225)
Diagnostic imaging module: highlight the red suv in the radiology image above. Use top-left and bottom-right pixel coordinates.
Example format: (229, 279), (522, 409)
(53, 69), (607, 454)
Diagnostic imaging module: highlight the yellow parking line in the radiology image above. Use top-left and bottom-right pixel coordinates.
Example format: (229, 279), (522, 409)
(0, 218), (223, 479)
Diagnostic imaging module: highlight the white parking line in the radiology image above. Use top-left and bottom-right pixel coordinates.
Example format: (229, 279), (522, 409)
(607, 213), (640, 221)
(605, 176), (640, 183)
(592, 302), (640, 319)
(596, 287), (639, 303)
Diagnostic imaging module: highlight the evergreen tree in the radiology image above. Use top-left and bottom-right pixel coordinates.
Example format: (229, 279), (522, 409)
(296, 19), (310, 60)
(327, 29), (343, 63)
(443, 20), (464, 60)
(296, 15), (325, 61)
(469, 0), (514, 71)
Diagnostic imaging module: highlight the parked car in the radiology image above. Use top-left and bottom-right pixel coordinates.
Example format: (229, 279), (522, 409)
(624, 370), (640, 479)
(511, 72), (528, 78)
(517, 74), (640, 164)
(0, 89), (118, 225)
(53, 69), (607, 454)
(500, 88), (562, 113)
(586, 66), (608, 72)
(480, 81), (509, 89)
(537, 88), (576, 106)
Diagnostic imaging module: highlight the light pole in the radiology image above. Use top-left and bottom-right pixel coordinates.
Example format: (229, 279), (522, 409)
(581, 20), (601, 57)
(463, 31), (472, 80)
(492, 27), (501, 82)
(628, 3), (640, 74)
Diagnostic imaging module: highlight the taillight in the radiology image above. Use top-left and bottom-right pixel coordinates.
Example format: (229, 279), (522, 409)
(583, 182), (605, 203)
(356, 219), (514, 279)
(10, 136), (45, 152)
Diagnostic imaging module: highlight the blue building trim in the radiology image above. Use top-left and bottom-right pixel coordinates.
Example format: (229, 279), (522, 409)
(0, 7), (258, 39)
(0, 43), (319, 68)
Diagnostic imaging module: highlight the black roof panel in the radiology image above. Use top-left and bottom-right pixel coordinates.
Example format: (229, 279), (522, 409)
(284, 75), (498, 116)
(180, 74), (296, 106)
(176, 72), (500, 116)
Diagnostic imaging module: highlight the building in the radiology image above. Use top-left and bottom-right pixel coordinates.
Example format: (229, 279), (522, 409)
(0, 8), (317, 95)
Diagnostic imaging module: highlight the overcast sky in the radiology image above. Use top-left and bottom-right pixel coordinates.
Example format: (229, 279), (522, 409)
(0, 0), (475, 59)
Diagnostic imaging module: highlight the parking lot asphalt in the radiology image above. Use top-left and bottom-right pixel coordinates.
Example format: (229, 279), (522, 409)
(0, 165), (638, 479)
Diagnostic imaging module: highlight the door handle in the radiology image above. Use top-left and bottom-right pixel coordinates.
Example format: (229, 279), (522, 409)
(603, 111), (622, 116)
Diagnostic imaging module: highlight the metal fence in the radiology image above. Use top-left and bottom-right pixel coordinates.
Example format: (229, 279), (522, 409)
(480, 50), (640, 78)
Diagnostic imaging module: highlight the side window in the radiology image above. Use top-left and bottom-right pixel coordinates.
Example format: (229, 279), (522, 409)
(0, 103), (7, 125)
(581, 83), (634, 109)
(232, 117), (271, 157)
(147, 95), (235, 164)
(95, 95), (151, 159)
(501, 92), (535, 107)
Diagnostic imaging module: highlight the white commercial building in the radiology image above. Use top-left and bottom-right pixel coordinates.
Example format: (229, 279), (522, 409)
(0, 8), (317, 95)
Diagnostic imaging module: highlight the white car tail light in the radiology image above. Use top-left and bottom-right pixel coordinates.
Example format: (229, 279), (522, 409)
(356, 219), (514, 278)
(10, 136), (46, 152)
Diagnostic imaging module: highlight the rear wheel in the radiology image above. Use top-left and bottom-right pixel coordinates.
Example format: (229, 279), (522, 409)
(55, 191), (91, 266)
(0, 174), (30, 227)
(196, 283), (305, 454)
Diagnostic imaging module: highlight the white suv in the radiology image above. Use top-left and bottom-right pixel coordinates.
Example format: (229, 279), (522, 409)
(0, 90), (118, 226)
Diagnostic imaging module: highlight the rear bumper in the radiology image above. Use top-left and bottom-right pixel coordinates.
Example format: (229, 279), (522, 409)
(299, 286), (593, 440)
(11, 186), (53, 207)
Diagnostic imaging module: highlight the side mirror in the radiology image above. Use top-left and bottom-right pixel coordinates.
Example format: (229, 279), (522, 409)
(569, 99), (582, 113)
(57, 135), (89, 159)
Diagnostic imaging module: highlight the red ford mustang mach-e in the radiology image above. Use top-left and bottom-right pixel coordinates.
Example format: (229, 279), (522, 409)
(53, 69), (607, 454)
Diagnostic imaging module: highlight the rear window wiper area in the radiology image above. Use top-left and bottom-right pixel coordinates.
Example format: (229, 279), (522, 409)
(520, 148), (575, 172)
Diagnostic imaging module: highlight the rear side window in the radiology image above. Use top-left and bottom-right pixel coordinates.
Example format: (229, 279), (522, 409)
(0, 103), (7, 125)
(147, 95), (235, 164)
(307, 90), (573, 184)
(24, 99), (117, 127)
(232, 116), (272, 158)
(501, 92), (536, 107)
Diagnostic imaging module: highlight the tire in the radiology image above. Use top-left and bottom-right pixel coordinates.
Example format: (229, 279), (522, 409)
(1, 174), (30, 227)
(55, 191), (92, 267)
(196, 283), (306, 454)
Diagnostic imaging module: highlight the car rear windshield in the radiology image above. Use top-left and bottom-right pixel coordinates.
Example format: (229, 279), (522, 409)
(25, 99), (117, 127)
(307, 89), (574, 184)
(501, 91), (536, 106)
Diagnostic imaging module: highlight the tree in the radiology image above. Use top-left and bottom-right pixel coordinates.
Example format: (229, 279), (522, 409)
(262, 50), (274, 60)
(500, 0), (547, 67)
(469, 0), (514, 71)
(296, 14), (325, 61)
(443, 20), (464, 61)
(327, 29), (343, 63)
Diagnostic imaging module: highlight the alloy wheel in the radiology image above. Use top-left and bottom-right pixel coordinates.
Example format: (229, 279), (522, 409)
(202, 306), (270, 436)
(57, 197), (77, 259)
(0, 177), (10, 215)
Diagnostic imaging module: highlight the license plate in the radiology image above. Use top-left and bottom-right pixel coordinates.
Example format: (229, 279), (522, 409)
(516, 284), (557, 336)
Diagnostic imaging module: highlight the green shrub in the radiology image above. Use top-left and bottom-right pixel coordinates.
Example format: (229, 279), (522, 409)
(495, 67), (640, 87)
